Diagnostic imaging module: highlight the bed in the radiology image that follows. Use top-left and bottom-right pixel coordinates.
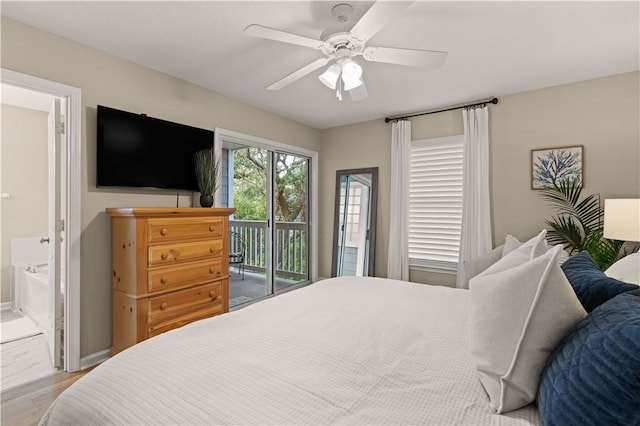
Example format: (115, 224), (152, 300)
(41, 276), (540, 425)
(41, 228), (640, 426)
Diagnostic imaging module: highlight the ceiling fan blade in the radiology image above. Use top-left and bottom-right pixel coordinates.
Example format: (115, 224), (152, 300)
(350, 1), (414, 42)
(267, 57), (330, 91)
(244, 24), (321, 49)
(348, 81), (368, 102)
(363, 46), (447, 68)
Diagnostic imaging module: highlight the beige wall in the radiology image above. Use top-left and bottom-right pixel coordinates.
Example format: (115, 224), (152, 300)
(319, 120), (390, 279)
(1, 17), (322, 358)
(0, 104), (49, 302)
(492, 72), (640, 241)
(320, 71), (640, 287)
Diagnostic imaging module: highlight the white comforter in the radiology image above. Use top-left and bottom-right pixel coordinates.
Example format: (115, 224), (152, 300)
(41, 277), (539, 425)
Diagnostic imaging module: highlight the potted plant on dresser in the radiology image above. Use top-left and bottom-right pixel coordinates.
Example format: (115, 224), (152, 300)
(194, 147), (220, 207)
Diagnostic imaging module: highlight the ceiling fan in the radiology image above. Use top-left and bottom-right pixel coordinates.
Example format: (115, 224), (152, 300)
(244, 1), (448, 101)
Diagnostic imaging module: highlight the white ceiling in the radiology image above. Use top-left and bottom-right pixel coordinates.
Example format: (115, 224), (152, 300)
(2, 1), (638, 129)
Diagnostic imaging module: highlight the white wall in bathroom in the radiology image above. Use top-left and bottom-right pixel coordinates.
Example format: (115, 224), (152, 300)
(1, 104), (48, 303)
(10, 237), (48, 266)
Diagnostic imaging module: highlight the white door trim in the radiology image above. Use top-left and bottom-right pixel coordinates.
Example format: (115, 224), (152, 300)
(2, 68), (81, 372)
(214, 128), (319, 283)
(47, 98), (63, 368)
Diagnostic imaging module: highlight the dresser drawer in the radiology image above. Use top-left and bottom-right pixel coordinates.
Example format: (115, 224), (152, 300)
(147, 217), (223, 243)
(148, 259), (223, 293)
(148, 240), (223, 267)
(147, 304), (223, 338)
(148, 282), (222, 323)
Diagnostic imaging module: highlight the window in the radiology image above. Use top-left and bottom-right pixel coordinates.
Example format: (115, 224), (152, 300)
(408, 135), (464, 272)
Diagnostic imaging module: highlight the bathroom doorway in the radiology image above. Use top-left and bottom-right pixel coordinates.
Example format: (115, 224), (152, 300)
(0, 85), (64, 390)
(0, 69), (81, 390)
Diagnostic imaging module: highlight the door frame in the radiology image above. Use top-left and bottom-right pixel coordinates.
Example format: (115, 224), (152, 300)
(2, 68), (81, 372)
(47, 97), (63, 368)
(214, 128), (318, 284)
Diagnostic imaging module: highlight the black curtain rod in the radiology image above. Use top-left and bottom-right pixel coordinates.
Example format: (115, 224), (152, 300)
(384, 97), (499, 123)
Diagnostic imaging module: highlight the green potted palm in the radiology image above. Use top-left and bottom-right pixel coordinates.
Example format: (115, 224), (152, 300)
(540, 179), (625, 270)
(194, 148), (220, 208)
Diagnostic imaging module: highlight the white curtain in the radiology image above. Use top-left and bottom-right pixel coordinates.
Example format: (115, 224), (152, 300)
(388, 120), (411, 281)
(456, 106), (492, 288)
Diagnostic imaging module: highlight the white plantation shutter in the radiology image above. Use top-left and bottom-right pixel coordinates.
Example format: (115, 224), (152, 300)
(409, 135), (464, 271)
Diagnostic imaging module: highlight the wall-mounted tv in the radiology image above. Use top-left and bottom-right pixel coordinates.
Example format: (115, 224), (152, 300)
(97, 105), (213, 191)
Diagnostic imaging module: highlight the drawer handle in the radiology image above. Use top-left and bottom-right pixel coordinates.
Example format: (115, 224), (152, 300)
(160, 228), (168, 236)
(209, 247), (216, 254)
(209, 290), (217, 300)
(160, 302), (168, 311)
(160, 276), (168, 284)
(161, 253), (168, 260)
(209, 225), (215, 232)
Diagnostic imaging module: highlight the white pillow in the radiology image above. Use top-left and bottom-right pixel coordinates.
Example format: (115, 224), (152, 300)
(469, 245), (587, 414)
(502, 234), (522, 257)
(605, 252), (640, 284)
(460, 245), (504, 290)
(482, 229), (548, 276)
(502, 232), (569, 265)
(553, 246), (570, 264)
(460, 231), (548, 290)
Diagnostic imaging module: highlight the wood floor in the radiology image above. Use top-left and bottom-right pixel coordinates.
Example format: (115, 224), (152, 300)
(1, 368), (93, 426)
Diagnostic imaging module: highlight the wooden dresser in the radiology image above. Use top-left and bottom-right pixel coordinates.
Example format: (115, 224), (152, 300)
(106, 207), (235, 354)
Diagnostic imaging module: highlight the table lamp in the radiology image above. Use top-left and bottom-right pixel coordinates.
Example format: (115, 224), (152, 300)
(603, 199), (640, 284)
(603, 199), (640, 242)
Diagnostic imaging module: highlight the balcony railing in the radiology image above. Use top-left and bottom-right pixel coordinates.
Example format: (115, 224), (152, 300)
(230, 220), (308, 280)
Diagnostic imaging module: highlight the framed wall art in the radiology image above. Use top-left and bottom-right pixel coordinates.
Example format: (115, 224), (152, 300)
(531, 145), (583, 190)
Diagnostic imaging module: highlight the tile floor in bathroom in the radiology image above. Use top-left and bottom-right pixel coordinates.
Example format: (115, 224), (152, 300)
(1, 311), (57, 392)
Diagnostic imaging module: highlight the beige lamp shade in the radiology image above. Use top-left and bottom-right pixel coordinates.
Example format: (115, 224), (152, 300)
(603, 199), (640, 242)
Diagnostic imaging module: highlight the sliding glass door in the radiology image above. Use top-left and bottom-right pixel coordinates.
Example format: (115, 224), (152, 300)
(273, 152), (309, 291)
(226, 146), (269, 306)
(223, 145), (310, 307)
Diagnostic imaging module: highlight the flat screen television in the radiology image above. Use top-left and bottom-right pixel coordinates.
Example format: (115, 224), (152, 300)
(97, 105), (213, 191)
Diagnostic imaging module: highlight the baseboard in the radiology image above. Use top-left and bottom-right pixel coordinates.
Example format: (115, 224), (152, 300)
(0, 301), (14, 311)
(79, 349), (110, 370)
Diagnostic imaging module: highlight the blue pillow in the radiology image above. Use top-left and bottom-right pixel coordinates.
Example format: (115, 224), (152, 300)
(537, 290), (640, 426)
(561, 251), (638, 312)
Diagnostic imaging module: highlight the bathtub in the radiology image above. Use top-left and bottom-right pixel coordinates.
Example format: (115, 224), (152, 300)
(10, 237), (65, 334)
(15, 264), (50, 332)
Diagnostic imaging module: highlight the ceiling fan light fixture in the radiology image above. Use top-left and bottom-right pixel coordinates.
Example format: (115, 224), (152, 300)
(343, 76), (363, 91)
(341, 59), (362, 80)
(319, 64), (341, 89)
(247, 1), (449, 103)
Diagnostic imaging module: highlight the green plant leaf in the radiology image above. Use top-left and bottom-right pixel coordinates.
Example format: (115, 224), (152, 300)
(545, 217), (584, 254)
(539, 179), (622, 270)
(194, 148), (220, 196)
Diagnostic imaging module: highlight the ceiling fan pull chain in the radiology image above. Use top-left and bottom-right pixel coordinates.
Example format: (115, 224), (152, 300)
(336, 75), (343, 101)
